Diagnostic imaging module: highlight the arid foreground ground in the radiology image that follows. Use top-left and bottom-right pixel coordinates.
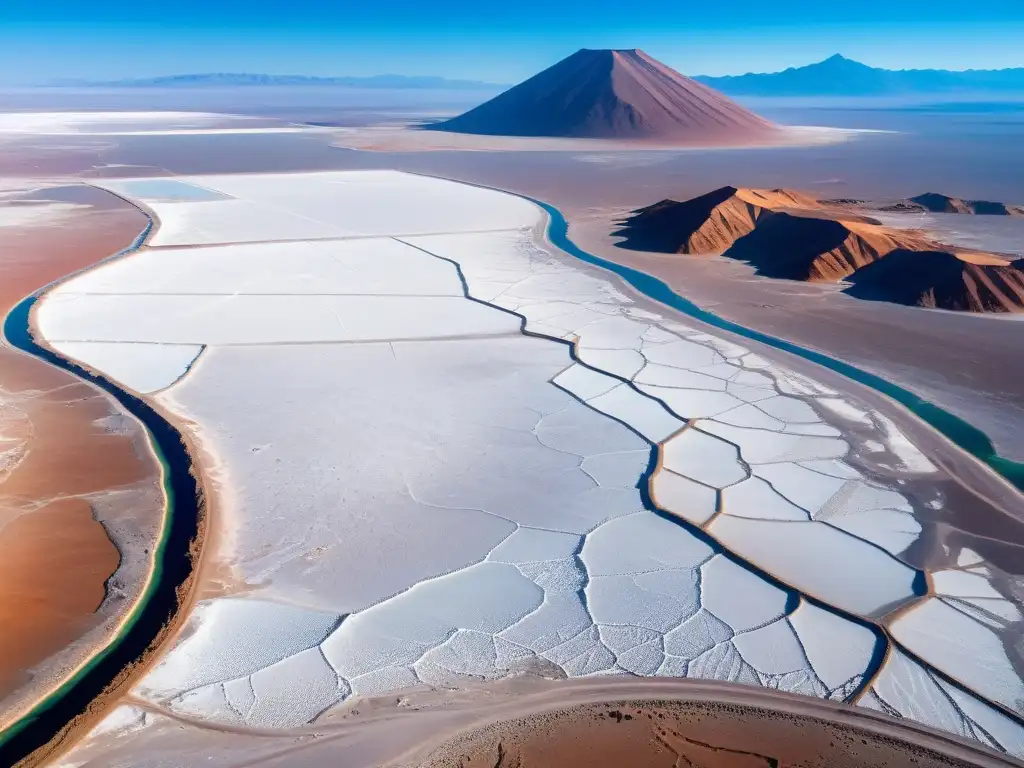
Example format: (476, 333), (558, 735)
(0, 182), (164, 728)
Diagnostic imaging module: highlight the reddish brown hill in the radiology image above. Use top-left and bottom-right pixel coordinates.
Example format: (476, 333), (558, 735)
(845, 251), (1024, 312)
(722, 213), (931, 282)
(614, 186), (1024, 312)
(429, 49), (778, 143)
(617, 186), (820, 254)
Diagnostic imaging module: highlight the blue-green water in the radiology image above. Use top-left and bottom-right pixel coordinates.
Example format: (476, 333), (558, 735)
(534, 199), (1024, 493)
(0, 268), (201, 765)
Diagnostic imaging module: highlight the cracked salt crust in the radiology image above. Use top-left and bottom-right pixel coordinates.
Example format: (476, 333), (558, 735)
(41, 171), (1024, 759)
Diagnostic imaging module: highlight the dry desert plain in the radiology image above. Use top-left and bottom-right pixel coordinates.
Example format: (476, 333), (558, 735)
(0, 106), (1022, 767)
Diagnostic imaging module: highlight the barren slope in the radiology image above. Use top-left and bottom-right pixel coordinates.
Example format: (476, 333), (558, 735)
(615, 186), (1024, 311)
(723, 213), (933, 281)
(430, 49), (778, 143)
(617, 186), (820, 253)
(845, 251), (1024, 312)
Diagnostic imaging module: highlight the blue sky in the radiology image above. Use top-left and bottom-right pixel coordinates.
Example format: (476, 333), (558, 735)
(2, 0), (1023, 84)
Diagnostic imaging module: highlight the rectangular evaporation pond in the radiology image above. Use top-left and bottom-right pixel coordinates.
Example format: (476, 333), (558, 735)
(110, 180), (234, 204)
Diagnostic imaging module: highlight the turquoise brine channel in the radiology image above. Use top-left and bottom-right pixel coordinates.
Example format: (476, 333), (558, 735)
(0, 295), (202, 763)
(534, 198), (1024, 493)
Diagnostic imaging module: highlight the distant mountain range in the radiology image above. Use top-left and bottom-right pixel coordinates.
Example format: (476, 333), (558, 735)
(67, 73), (505, 90)
(694, 55), (1024, 96)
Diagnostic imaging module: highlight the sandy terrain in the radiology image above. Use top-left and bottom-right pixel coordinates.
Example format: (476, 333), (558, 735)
(422, 696), (1012, 768)
(430, 49), (778, 143)
(0, 184), (165, 727)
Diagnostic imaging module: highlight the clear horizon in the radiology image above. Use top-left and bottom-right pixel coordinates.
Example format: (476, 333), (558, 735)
(2, 0), (1023, 86)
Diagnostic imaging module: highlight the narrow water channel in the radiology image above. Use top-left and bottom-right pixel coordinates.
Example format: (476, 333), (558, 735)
(0, 296), (202, 765)
(535, 199), (1024, 492)
(0, 189), (1019, 764)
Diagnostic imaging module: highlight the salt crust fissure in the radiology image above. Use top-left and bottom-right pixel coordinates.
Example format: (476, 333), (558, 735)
(37, 171), (1024, 758)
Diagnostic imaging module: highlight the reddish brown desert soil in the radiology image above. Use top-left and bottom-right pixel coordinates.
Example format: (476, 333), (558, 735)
(56, 678), (1016, 767)
(431, 49), (779, 144)
(0, 499), (119, 697)
(616, 186), (1024, 310)
(422, 699), (1011, 768)
(0, 185), (163, 714)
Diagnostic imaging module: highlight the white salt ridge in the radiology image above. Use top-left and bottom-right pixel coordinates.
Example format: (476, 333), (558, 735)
(587, 569), (701, 633)
(488, 528), (582, 563)
(817, 397), (873, 426)
(708, 515), (918, 616)
(587, 384), (685, 443)
(638, 385), (743, 419)
(323, 562), (544, 681)
(722, 477), (809, 522)
(957, 548), (984, 567)
(51, 341), (202, 393)
(874, 413), (937, 474)
(88, 705), (148, 738)
(552, 363), (619, 401)
(732, 618), (809, 676)
(932, 570), (1003, 600)
(580, 450), (651, 489)
(140, 598), (340, 701)
(661, 428), (747, 488)
(651, 470), (718, 526)
(40, 293), (520, 345)
(700, 555), (789, 632)
(247, 647), (346, 728)
(701, 421), (849, 464)
(60, 238), (464, 296)
(890, 597), (1024, 715)
(789, 602), (877, 691)
(865, 647), (1024, 758)
(96, 170), (540, 246)
(580, 513), (713, 576)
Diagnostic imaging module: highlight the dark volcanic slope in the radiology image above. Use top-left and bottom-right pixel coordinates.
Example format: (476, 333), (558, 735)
(909, 193), (1024, 217)
(845, 251), (1024, 312)
(430, 49), (778, 142)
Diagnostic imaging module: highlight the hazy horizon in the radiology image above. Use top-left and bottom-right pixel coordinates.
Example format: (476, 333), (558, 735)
(2, 0), (1024, 86)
